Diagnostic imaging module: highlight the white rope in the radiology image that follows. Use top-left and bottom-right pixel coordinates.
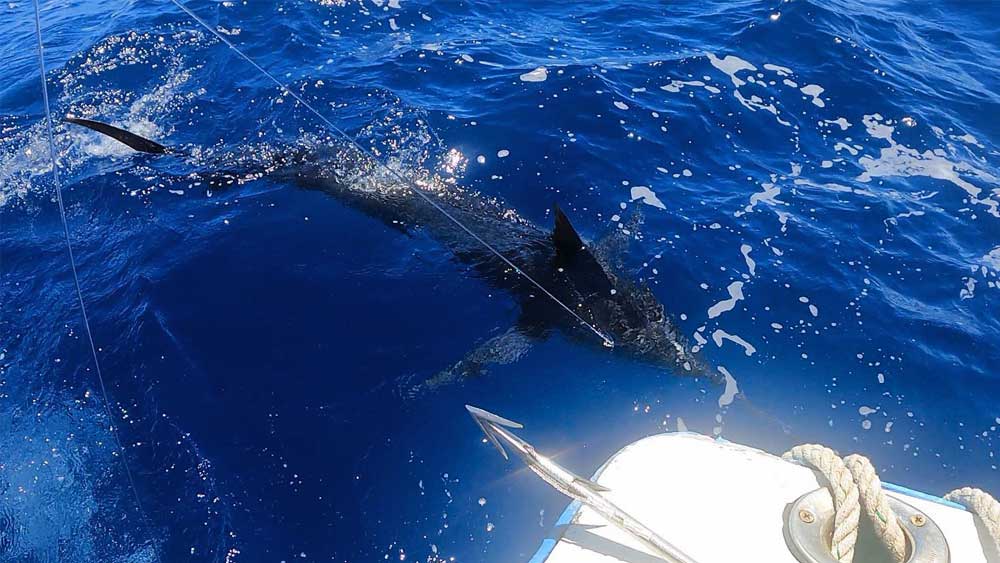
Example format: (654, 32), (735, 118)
(786, 444), (1000, 563)
(844, 454), (907, 563)
(783, 445), (861, 563)
(945, 487), (1000, 555)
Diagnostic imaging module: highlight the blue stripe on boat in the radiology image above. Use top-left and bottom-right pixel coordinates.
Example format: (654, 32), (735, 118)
(883, 482), (966, 510)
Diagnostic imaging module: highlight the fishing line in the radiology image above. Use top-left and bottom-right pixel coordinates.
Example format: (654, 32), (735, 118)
(30, 1), (163, 560)
(166, 0), (615, 348)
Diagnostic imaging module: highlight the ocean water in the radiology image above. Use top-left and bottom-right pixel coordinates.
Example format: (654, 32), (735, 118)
(1, 0), (999, 561)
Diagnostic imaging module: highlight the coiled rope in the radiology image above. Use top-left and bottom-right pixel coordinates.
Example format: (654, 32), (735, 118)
(784, 444), (1000, 563)
(783, 445), (863, 562)
(945, 487), (1000, 550)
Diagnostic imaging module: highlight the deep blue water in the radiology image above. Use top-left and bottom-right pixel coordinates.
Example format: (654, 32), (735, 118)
(2, 0), (999, 561)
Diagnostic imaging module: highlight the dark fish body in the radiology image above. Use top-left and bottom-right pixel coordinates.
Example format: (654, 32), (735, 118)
(66, 118), (708, 385)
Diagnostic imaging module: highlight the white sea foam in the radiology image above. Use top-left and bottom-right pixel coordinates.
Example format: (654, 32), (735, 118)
(857, 114), (999, 216)
(763, 63), (792, 76)
(794, 178), (869, 196)
(740, 244), (756, 276)
(718, 366), (740, 407)
(707, 53), (794, 125)
(952, 132), (983, 148)
(630, 186), (665, 209)
(712, 329), (756, 356)
(748, 183), (782, 209)
(708, 281), (745, 319)
(800, 84), (825, 107)
(823, 117), (851, 130)
(707, 53), (757, 87)
(835, 142), (859, 156)
(660, 79), (718, 95)
(960, 277), (976, 300)
(734, 90), (790, 126)
(520, 67), (548, 82)
(982, 247), (1000, 271)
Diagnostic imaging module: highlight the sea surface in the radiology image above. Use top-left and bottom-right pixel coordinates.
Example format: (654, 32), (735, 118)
(1, 0), (999, 561)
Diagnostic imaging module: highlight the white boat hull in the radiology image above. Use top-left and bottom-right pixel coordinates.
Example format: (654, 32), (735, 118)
(532, 433), (989, 563)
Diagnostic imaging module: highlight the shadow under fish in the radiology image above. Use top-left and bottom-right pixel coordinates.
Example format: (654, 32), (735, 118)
(66, 117), (713, 392)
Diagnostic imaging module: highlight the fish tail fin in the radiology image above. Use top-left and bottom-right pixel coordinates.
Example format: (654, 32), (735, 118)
(65, 117), (173, 155)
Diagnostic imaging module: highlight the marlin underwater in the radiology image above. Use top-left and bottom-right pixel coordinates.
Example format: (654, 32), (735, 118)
(65, 116), (706, 390)
(12, 1), (998, 560)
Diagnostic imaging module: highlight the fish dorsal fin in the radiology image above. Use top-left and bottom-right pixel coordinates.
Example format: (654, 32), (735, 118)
(66, 117), (170, 154)
(552, 204), (585, 257)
